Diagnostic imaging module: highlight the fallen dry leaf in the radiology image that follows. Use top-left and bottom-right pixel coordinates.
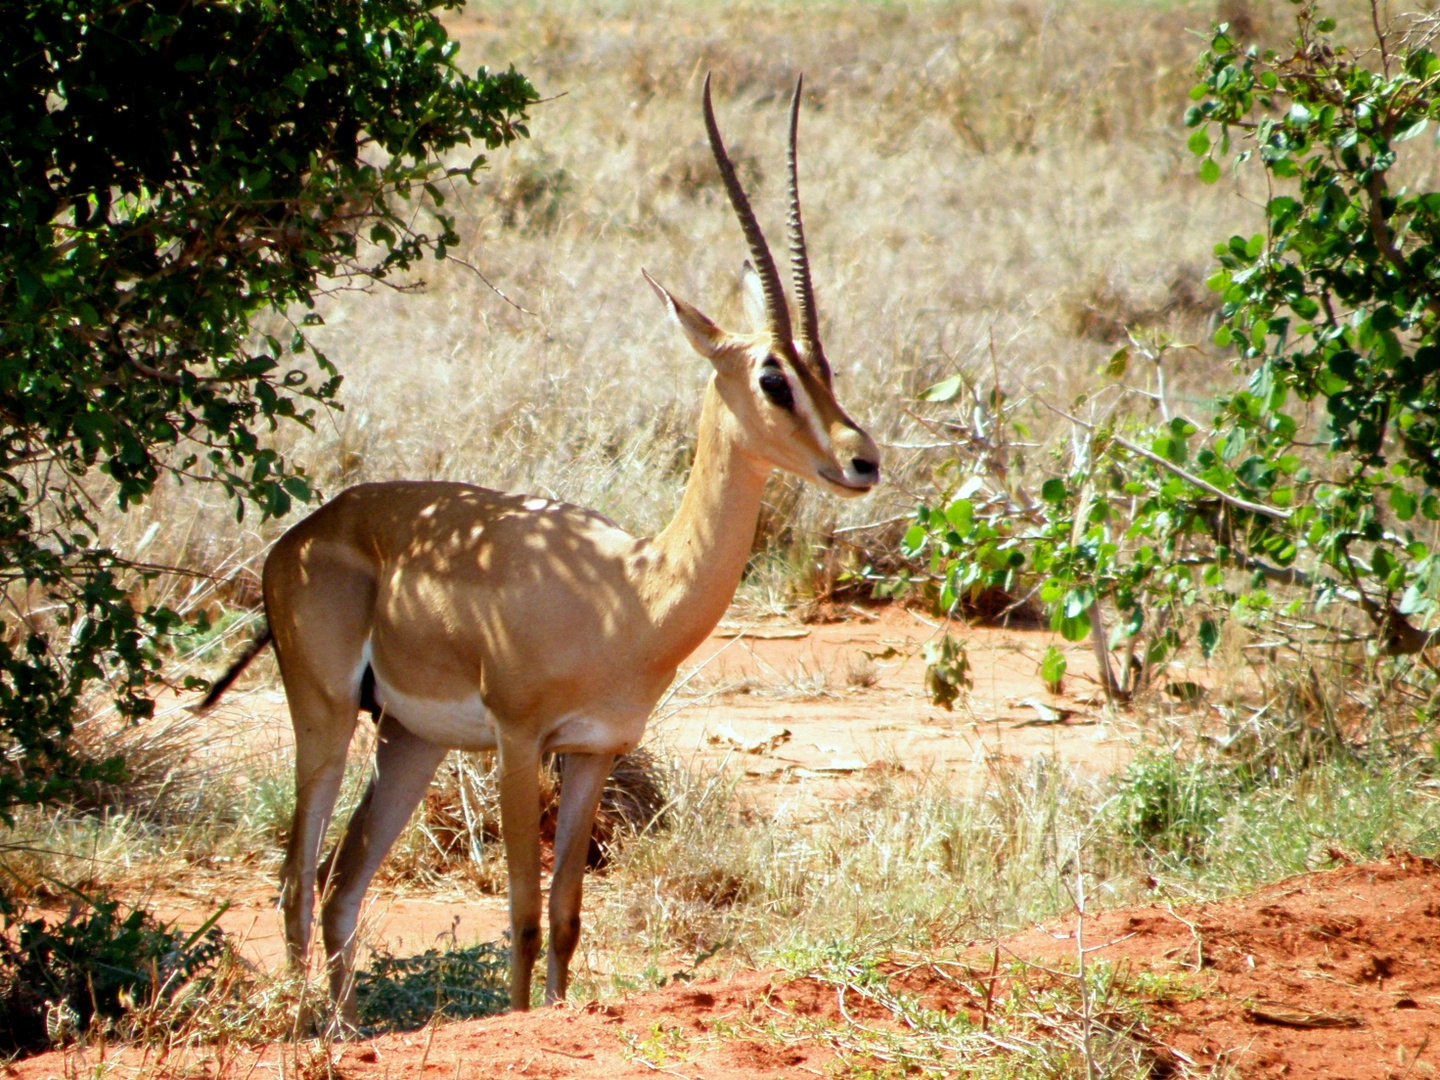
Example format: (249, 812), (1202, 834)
(707, 724), (792, 754)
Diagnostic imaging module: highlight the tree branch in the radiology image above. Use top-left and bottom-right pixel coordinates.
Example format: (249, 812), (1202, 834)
(1111, 436), (1292, 520)
(1364, 172), (1440, 318)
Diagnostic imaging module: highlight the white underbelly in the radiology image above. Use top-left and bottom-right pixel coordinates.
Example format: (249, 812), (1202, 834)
(372, 672), (498, 751)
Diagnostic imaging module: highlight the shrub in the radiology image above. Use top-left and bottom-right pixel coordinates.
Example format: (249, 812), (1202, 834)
(355, 942), (509, 1030)
(0, 0), (535, 819)
(1108, 751), (1227, 858)
(903, 0), (1440, 709)
(0, 889), (226, 1054)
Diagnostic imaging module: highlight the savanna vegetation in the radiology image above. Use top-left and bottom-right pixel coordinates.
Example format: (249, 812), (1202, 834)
(5, 0), (1440, 1075)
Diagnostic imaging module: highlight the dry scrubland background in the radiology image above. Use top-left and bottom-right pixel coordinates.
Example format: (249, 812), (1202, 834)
(110, 0), (1310, 626)
(37, 2), (1440, 1049)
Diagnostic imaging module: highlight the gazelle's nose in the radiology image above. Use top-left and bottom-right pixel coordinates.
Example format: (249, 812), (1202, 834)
(851, 457), (879, 482)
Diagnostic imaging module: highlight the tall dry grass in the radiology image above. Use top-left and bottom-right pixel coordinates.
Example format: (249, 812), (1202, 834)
(100, 0), (1290, 642)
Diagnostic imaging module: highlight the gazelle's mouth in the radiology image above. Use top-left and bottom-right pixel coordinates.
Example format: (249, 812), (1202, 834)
(819, 468), (877, 495)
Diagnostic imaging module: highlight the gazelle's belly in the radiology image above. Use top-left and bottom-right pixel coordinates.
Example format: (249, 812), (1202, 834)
(371, 670), (498, 751)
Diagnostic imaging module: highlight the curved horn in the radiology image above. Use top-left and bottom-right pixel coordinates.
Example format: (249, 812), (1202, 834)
(786, 75), (825, 369)
(702, 72), (792, 344)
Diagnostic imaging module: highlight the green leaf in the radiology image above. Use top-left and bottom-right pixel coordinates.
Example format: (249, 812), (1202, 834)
(1040, 645), (1067, 690)
(1041, 478), (1067, 503)
(944, 498), (974, 536)
(1106, 347), (1129, 378)
(1188, 128), (1211, 156)
(902, 525), (927, 557)
(920, 375), (964, 403)
(1200, 157), (1221, 184)
(1151, 435), (1186, 464)
(1372, 547), (1397, 580)
(1063, 587), (1095, 619)
(1057, 611), (1092, 643)
(1197, 618), (1220, 659)
(1390, 487), (1419, 522)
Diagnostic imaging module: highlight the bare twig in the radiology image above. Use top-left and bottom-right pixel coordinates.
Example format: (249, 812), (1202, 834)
(1111, 435), (1291, 519)
(832, 514), (912, 535)
(1075, 840), (1097, 1080)
(445, 254), (536, 315)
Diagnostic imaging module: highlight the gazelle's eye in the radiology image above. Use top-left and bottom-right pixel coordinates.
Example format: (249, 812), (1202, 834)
(758, 367), (794, 411)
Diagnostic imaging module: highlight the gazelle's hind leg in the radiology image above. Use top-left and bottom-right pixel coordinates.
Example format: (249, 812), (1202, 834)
(278, 678), (360, 976)
(320, 715), (447, 1028)
(265, 546), (376, 981)
(545, 753), (613, 1003)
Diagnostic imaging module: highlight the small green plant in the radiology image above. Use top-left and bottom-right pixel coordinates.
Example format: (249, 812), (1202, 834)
(0, 888), (227, 1054)
(354, 941), (509, 1031)
(1108, 751), (1227, 858)
(1040, 645), (1068, 694)
(922, 633), (972, 710)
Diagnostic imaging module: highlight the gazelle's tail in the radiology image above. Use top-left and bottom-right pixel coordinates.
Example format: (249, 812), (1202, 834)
(196, 626), (274, 712)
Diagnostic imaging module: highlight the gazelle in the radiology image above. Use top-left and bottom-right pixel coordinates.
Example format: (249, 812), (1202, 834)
(202, 73), (879, 1021)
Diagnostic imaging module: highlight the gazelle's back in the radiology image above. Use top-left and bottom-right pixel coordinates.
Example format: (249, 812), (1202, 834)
(264, 481), (657, 734)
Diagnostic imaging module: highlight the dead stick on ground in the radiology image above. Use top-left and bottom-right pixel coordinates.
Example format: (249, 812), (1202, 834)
(1163, 901), (1204, 972)
(982, 944), (1000, 1032)
(418, 1016), (439, 1076)
(1401, 1031), (1432, 1080)
(1076, 836), (1097, 1080)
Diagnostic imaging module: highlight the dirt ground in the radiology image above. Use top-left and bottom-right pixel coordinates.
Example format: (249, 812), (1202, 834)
(18, 857), (1440, 1079)
(661, 606), (1138, 796)
(998, 855), (1440, 1078)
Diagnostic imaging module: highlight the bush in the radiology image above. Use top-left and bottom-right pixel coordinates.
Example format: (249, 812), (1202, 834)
(355, 942), (509, 1031)
(902, 0), (1440, 710)
(0, 888), (226, 1055)
(0, 0), (535, 819)
(1108, 751), (1227, 858)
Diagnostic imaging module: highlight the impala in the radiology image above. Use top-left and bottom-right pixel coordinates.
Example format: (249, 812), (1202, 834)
(202, 73), (880, 1022)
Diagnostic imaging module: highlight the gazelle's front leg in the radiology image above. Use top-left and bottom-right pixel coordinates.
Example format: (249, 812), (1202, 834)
(545, 753), (613, 1003)
(497, 732), (543, 1010)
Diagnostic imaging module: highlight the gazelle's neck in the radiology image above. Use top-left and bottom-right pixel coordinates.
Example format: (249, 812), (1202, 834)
(637, 379), (769, 670)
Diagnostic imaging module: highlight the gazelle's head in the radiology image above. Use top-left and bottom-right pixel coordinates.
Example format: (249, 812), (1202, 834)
(644, 73), (881, 498)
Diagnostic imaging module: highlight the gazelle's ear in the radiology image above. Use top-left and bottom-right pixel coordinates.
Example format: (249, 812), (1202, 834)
(739, 261), (767, 333)
(643, 269), (731, 367)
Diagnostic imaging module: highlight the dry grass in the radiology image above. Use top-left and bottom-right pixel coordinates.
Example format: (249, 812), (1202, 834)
(20, 0), (1440, 1065)
(95, 0), (1293, 636)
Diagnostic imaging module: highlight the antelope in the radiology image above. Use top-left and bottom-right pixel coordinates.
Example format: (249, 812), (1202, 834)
(201, 73), (880, 1022)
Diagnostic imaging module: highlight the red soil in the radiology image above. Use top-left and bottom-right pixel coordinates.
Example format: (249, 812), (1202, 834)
(16, 857), (1440, 1079)
(998, 854), (1440, 1078)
